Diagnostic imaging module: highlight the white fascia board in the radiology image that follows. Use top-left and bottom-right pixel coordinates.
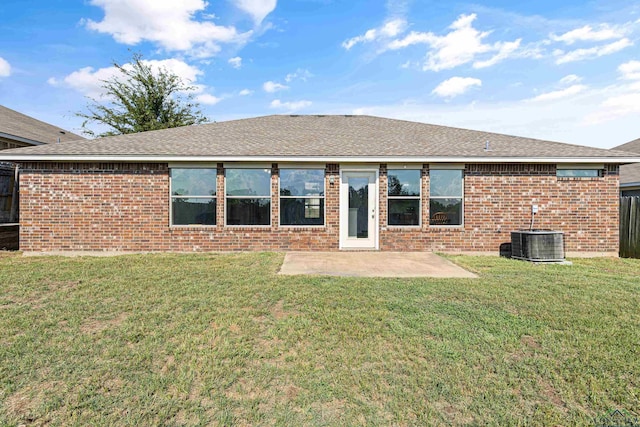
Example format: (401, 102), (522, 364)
(0, 132), (46, 146)
(620, 182), (640, 188)
(2, 155), (640, 164)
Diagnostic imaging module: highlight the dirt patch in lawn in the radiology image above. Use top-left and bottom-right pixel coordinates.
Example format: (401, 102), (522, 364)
(80, 312), (128, 334)
(4, 381), (62, 423)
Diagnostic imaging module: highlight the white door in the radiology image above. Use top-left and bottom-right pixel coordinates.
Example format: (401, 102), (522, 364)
(340, 170), (378, 249)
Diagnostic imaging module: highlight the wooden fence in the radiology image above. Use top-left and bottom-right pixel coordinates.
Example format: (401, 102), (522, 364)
(620, 196), (640, 258)
(0, 163), (19, 250)
(0, 162), (18, 223)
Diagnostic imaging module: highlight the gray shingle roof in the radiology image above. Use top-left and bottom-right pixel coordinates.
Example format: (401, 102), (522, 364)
(612, 138), (640, 185)
(0, 105), (84, 145)
(0, 115), (635, 160)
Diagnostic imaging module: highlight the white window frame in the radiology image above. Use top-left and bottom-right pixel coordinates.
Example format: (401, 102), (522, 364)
(387, 167), (422, 227)
(279, 167), (326, 227)
(224, 167), (272, 227)
(429, 166), (464, 227)
(169, 166), (217, 227)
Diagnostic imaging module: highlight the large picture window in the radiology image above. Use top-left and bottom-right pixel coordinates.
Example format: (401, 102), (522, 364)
(225, 168), (271, 225)
(170, 168), (217, 226)
(429, 169), (463, 226)
(280, 168), (325, 226)
(387, 169), (420, 226)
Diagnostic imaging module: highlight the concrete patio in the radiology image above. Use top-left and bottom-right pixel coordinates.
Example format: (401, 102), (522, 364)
(278, 252), (478, 278)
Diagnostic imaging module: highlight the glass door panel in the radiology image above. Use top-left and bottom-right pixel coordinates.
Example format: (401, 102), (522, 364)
(348, 177), (369, 238)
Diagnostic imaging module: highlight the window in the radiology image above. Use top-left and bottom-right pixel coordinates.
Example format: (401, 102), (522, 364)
(225, 168), (271, 225)
(387, 169), (420, 226)
(170, 168), (217, 226)
(556, 169), (602, 177)
(280, 168), (325, 226)
(429, 169), (463, 226)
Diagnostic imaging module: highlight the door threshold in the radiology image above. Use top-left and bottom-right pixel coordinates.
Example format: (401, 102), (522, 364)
(340, 248), (379, 251)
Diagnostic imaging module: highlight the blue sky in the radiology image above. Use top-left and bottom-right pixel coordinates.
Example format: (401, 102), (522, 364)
(0, 0), (639, 148)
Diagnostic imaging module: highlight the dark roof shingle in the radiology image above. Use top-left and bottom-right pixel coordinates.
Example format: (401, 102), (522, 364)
(612, 138), (640, 185)
(0, 115), (634, 160)
(0, 105), (84, 145)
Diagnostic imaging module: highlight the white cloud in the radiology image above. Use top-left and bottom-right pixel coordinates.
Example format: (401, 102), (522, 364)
(529, 84), (587, 102)
(270, 99), (312, 111)
(387, 14), (522, 71)
(583, 60), (640, 124)
(48, 58), (204, 99)
(554, 38), (633, 64)
(228, 56), (242, 69)
(559, 74), (582, 85)
(239, 88), (253, 96)
(387, 31), (433, 50)
(342, 18), (407, 50)
(473, 39), (521, 69)
(84, 0), (251, 58)
(550, 24), (626, 45)
(195, 93), (222, 105)
(584, 93), (640, 124)
(432, 77), (482, 98)
(0, 57), (10, 77)
(619, 60), (640, 80)
(345, 86), (640, 149)
(263, 80), (288, 93)
(233, 0), (277, 25)
(284, 68), (312, 83)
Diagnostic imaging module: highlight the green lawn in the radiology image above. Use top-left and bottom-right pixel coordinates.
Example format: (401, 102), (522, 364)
(0, 252), (638, 426)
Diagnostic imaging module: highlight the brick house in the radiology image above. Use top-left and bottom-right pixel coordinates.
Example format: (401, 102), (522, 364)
(0, 115), (637, 255)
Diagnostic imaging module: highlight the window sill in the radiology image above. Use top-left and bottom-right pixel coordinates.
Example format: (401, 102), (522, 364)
(428, 225), (465, 231)
(279, 225), (326, 230)
(384, 226), (422, 231)
(170, 225), (218, 230)
(557, 177), (603, 181)
(224, 225), (273, 230)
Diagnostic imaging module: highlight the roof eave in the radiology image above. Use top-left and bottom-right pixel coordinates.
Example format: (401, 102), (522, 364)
(0, 132), (46, 146)
(620, 181), (640, 188)
(1, 154), (639, 163)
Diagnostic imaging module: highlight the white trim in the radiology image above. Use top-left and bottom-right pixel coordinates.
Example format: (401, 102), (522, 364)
(223, 162), (272, 169)
(339, 168), (379, 250)
(168, 162), (218, 168)
(621, 182), (640, 188)
(386, 163), (422, 169)
(278, 162), (326, 169)
(2, 154), (639, 164)
(429, 163), (465, 170)
(0, 132), (46, 146)
(339, 163), (382, 169)
(557, 163), (604, 169)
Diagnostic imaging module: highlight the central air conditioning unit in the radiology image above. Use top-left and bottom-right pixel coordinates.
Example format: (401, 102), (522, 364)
(510, 230), (565, 262)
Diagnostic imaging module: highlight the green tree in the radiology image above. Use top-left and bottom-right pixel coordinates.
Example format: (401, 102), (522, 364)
(77, 53), (208, 137)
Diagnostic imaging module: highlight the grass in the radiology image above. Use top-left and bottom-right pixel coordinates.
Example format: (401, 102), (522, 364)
(0, 252), (638, 426)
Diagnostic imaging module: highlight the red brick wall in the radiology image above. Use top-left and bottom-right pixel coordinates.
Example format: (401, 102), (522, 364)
(18, 162), (619, 253)
(379, 164), (619, 253)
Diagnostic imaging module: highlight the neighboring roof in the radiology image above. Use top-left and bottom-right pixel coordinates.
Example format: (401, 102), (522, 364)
(0, 115), (637, 163)
(612, 138), (640, 187)
(0, 105), (84, 146)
